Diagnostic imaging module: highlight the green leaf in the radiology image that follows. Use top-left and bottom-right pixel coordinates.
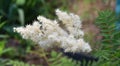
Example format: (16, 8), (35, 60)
(6, 60), (36, 66)
(16, 0), (25, 5)
(2, 48), (14, 54)
(51, 51), (57, 58)
(0, 41), (6, 56)
(0, 22), (6, 29)
(18, 8), (25, 26)
(0, 34), (9, 38)
(56, 53), (62, 58)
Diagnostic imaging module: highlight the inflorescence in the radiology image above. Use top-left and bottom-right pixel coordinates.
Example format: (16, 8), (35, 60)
(14, 9), (92, 53)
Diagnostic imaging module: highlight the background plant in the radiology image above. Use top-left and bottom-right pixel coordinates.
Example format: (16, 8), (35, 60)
(92, 10), (120, 66)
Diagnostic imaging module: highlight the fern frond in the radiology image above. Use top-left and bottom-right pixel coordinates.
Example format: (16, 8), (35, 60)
(95, 10), (120, 47)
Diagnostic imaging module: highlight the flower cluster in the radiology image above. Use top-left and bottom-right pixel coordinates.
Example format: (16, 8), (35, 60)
(14, 9), (92, 53)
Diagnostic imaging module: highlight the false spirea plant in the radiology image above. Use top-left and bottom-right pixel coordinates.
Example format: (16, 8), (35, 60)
(13, 9), (92, 53)
(95, 10), (120, 49)
(94, 10), (120, 66)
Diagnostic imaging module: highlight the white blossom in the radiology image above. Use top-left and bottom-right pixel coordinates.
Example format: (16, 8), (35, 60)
(13, 9), (92, 53)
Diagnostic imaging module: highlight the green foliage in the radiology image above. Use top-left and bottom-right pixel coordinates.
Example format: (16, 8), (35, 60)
(48, 51), (80, 66)
(0, 21), (6, 29)
(30, 46), (79, 66)
(0, 18), (9, 38)
(95, 10), (120, 48)
(0, 50), (80, 66)
(94, 10), (120, 66)
(92, 58), (120, 66)
(0, 0), (69, 38)
(0, 41), (6, 56)
(0, 40), (15, 57)
(0, 0), (68, 25)
(16, 0), (26, 6)
(0, 58), (9, 66)
(6, 60), (36, 66)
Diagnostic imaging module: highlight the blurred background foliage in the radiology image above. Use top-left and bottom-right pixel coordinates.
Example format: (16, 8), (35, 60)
(0, 0), (69, 36)
(0, 0), (120, 66)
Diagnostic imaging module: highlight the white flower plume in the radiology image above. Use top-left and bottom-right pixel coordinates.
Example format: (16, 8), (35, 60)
(14, 9), (92, 53)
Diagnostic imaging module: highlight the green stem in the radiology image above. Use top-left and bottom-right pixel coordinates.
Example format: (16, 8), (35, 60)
(40, 48), (50, 66)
